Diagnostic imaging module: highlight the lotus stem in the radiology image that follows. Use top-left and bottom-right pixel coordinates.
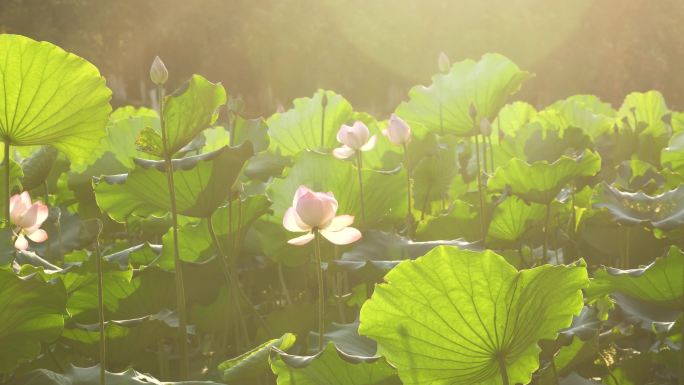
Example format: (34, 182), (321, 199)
(488, 134), (495, 173)
(420, 183), (432, 221)
(3, 140), (9, 229)
(313, 230), (325, 352)
(157, 84), (189, 379)
(355, 152), (366, 222)
(474, 135), (485, 242)
(482, 135), (489, 174)
(543, 202), (551, 264)
(93, 220), (106, 385)
(551, 358), (560, 385)
(497, 354), (509, 385)
(320, 95), (327, 148)
(403, 144), (413, 232)
(278, 263), (292, 306)
(44, 181), (51, 259)
(206, 215), (249, 350)
(624, 226), (631, 268)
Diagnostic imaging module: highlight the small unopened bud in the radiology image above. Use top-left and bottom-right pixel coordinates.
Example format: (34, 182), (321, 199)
(276, 103), (285, 113)
(150, 56), (168, 85)
(227, 95), (245, 115)
(480, 118), (491, 136)
(469, 103), (478, 120)
(438, 52), (450, 73)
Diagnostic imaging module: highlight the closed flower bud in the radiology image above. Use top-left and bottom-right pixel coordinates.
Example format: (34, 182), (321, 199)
(150, 56), (168, 85)
(480, 118), (491, 136)
(383, 114), (412, 146)
(438, 52), (450, 73)
(469, 103), (478, 121)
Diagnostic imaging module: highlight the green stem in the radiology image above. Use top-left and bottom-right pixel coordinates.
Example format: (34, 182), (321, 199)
(278, 263), (292, 306)
(420, 183), (432, 221)
(157, 85), (189, 379)
(44, 181), (51, 259)
(355, 152), (366, 222)
(482, 135), (489, 174)
(320, 95), (327, 148)
(624, 226), (631, 268)
(3, 140), (9, 229)
(403, 144), (413, 227)
(94, 221), (105, 385)
(551, 358), (560, 385)
(314, 231), (325, 352)
(474, 135), (485, 242)
(488, 134), (495, 173)
(207, 215), (249, 350)
(497, 354), (509, 385)
(543, 202), (551, 264)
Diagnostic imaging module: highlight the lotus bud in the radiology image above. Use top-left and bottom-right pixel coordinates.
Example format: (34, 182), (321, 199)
(480, 118), (491, 136)
(150, 56), (168, 86)
(383, 114), (412, 146)
(469, 103), (478, 121)
(438, 52), (450, 73)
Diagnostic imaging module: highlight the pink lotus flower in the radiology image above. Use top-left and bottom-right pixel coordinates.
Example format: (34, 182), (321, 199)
(383, 114), (412, 146)
(283, 186), (362, 246)
(9, 192), (49, 251)
(332, 121), (377, 160)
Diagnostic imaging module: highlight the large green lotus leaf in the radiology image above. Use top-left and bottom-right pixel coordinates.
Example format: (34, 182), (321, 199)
(219, 333), (296, 383)
(661, 131), (684, 174)
(395, 54), (531, 136)
(269, 151), (407, 228)
(548, 95), (617, 139)
(358, 246), (588, 385)
(270, 342), (399, 385)
(487, 196), (546, 245)
(161, 74), (226, 156)
(414, 199), (480, 242)
(95, 144), (253, 221)
(618, 91), (670, 139)
(60, 310), (178, 370)
(306, 321), (378, 357)
(592, 182), (684, 230)
(101, 106), (160, 169)
(488, 150), (601, 204)
(492, 101), (537, 138)
(0, 34), (111, 168)
(587, 246), (683, 305)
(0, 270), (67, 373)
(14, 365), (222, 385)
(267, 90), (354, 155)
(411, 141), (459, 213)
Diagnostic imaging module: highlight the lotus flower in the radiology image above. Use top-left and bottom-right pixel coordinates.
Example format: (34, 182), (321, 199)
(332, 121), (377, 160)
(9, 192), (48, 251)
(283, 186), (361, 246)
(383, 114), (412, 146)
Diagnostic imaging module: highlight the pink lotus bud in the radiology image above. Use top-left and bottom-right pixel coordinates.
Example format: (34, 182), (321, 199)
(9, 191), (49, 251)
(150, 56), (168, 85)
(383, 114), (412, 146)
(438, 52), (450, 73)
(480, 118), (491, 136)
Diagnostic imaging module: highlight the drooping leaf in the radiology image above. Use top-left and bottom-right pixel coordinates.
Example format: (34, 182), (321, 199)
(269, 342), (399, 385)
(587, 246), (683, 305)
(396, 54), (531, 136)
(219, 333), (296, 383)
(0, 34), (112, 168)
(20, 146), (58, 191)
(488, 150), (601, 204)
(592, 182), (684, 230)
(60, 310), (178, 370)
(267, 90), (354, 155)
(359, 246), (588, 385)
(95, 144), (253, 221)
(0, 270), (67, 373)
(13, 365), (223, 385)
(660, 131), (684, 174)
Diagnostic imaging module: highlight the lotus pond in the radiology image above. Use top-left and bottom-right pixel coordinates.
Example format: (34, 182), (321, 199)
(0, 34), (682, 385)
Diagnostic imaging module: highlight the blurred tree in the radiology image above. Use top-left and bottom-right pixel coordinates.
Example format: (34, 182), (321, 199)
(1, 0), (683, 116)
